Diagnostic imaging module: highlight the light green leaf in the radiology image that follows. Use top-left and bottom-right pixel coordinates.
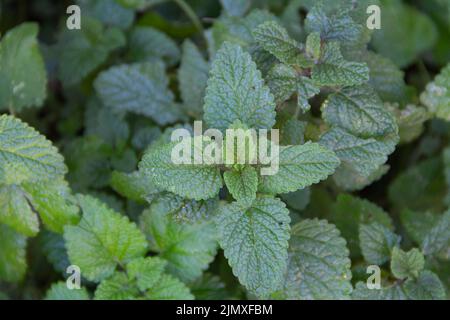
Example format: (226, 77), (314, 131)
(204, 42), (276, 131)
(0, 115), (67, 185)
(110, 170), (159, 203)
(94, 62), (181, 125)
(64, 195), (148, 282)
(284, 219), (352, 299)
(78, 0), (135, 29)
(312, 42), (369, 87)
(127, 26), (180, 65)
(146, 274), (194, 300)
(391, 247), (425, 280)
(296, 76), (320, 113)
(57, 18), (125, 86)
(0, 23), (47, 111)
(253, 21), (306, 66)
(224, 166), (258, 205)
(305, 32), (321, 61)
(421, 63), (450, 121)
(178, 40), (209, 116)
(45, 282), (90, 300)
(127, 257), (167, 291)
(140, 203), (218, 282)
(138, 138), (222, 201)
(387, 104), (430, 144)
(0, 224), (27, 282)
(359, 222), (400, 265)
(94, 272), (139, 300)
(0, 185), (38, 237)
(22, 181), (79, 234)
(216, 196), (290, 298)
(259, 142), (340, 194)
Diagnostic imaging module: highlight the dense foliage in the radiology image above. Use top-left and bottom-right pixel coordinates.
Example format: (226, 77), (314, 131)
(0, 0), (449, 300)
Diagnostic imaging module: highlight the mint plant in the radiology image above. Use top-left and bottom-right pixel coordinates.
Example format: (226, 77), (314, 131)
(0, 0), (450, 300)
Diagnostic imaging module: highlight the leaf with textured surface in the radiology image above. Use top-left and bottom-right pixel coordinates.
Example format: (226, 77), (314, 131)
(45, 282), (89, 300)
(146, 274), (194, 300)
(0, 115), (67, 185)
(216, 196), (290, 298)
(259, 142), (340, 194)
(0, 23), (47, 111)
(322, 85), (397, 138)
(95, 272), (139, 300)
(204, 42), (276, 131)
(178, 40), (209, 116)
(224, 166), (258, 205)
(422, 209), (450, 256)
(0, 185), (38, 236)
(140, 203), (218, 282)
(0, 224), (27, 282)
(64, 195), (148, 282)
(127, 257), (167, 291)
(359, 222), (400, 265)
(391, 247), (425, 280)
(23, 181), (79, 234)
(312, 42), (369, 87)
(284, 219), (352, 300)
(253, 21), (306, 66)
(139, 138), (222, 200)
(95, 62), (181, 125)
(220, 0), (250, 17)
(421, 63), (450, 121)
(78, 0), (135, 29)
(40, 231), (70, 274)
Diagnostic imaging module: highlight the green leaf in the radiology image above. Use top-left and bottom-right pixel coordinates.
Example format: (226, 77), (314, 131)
(127, 257), (167, 291)
(0, 23), (47, 111)
(95, 272), (139, 300)
(140, 203), (218, 282)
(0, 224), (27, 282)
(320, 127), (397, 180)
(0, 115), (67, 185)
(78, 0), (135, 29)
(216, 196), (290, 298)
(178, 40), (209, 116)
(127, 26), (180, 65)
(305, 3), (364, 46)
(296, 76), (320, 113)
(332, 194), (393, 258)
(190, 273), (229, 300)
(322, 85), (397, 138)
(284, 219), (352, 300)
(64, 195), (148, 282)
(312, 42), (369, 87)
(57, 18), (125, 86)
(305, 32), (321, 61)
(220, 0), (250, 17)
(371, 0), (437, 68)
(359, 222), (400, 265)
(266, 63), (297, 104)
(204, 42), (276, 131)
(110, 170), (159, 203)
(253, 21), (306, 66)
(22, 181), (79, 234)
(94, 62), (181, 125)
(146, 274), (194, 300)
(391, 247), (425, 280)
(0, 184), (39, 236)
(259, 142), (340, 194)
(224, 166), (258, 206)
(387, 104), (430, 144)
(279, 118), (306, 146)
(400, 209), (440, 246)
(40, 231), (70, 274)
(138, 138), (222, 201)
(280, 188), (310, 212)
(422, 209), (450, 256)
(45, 282), (90, 300)
(421, 63), (450, 121)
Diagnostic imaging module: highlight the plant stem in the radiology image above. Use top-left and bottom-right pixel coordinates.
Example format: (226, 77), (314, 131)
(173, 0), (207, 43)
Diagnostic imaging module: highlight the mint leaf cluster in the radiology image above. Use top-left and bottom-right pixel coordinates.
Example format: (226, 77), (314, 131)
(0, 0), (449, 301)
